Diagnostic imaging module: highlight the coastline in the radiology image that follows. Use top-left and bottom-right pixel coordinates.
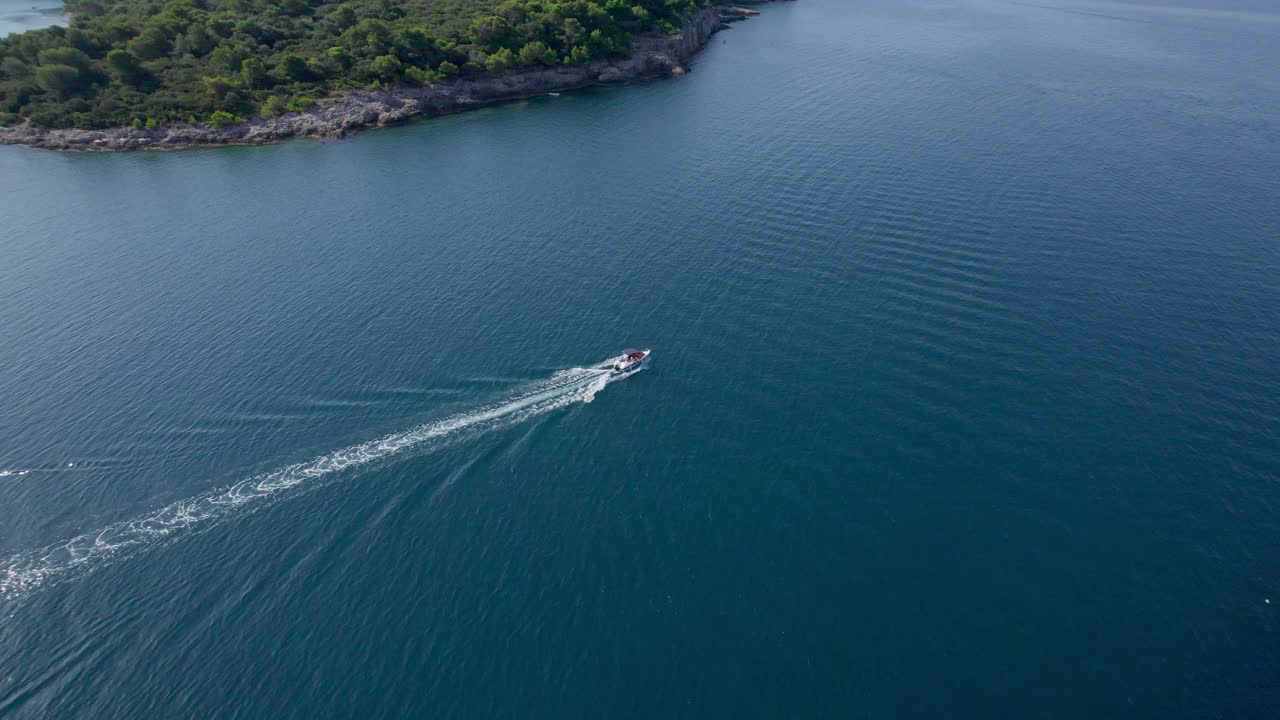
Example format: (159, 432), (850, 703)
(0, 5), (770, 152)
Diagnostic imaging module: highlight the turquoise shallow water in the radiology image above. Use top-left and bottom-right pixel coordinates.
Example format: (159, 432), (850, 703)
(2, 0), (1279, 717)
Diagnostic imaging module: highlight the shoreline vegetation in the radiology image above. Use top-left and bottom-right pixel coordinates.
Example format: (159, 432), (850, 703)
(0, 0), (781, 151)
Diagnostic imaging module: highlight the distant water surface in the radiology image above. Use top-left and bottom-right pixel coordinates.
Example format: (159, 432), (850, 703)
(1, 0), (1278, 718)
(0, 0), (63, 36)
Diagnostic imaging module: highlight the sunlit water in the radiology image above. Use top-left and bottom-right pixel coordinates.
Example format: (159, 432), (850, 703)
(1, 1), (1278, 717)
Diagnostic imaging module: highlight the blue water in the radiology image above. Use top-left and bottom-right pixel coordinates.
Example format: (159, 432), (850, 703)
(2, 1), (1279, 717)
(0, 0), (63, 37)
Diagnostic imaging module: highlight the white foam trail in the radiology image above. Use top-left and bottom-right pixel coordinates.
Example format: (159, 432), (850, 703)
(1, 362), (631, 601)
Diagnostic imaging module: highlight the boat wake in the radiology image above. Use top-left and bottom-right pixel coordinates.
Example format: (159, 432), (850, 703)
(1, 360), (636, 602)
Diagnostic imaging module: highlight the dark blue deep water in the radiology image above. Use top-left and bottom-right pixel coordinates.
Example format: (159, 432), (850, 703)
(2, 1), (1279, 717)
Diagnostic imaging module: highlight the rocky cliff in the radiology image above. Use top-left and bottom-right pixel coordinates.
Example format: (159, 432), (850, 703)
(0, 6), (764, 152)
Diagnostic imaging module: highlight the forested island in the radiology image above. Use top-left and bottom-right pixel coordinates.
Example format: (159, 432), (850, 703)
(0, 0), (769, 144)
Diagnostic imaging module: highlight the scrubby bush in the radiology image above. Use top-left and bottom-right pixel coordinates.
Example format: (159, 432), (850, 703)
(484, 47), (516, 73)
(518, 41), (556, 67)
(208, 110), (239, 126)
(260, 94), (286, 118)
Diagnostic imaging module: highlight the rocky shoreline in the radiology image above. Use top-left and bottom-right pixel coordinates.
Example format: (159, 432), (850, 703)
(0, 5), (770, 152)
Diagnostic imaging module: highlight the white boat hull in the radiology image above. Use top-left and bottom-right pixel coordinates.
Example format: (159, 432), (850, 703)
(613, 349), (651, 373)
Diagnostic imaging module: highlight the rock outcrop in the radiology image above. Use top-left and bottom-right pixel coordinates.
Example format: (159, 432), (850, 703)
(0, 6), (765, 152)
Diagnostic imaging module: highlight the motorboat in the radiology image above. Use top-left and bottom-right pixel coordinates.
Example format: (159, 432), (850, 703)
(613, 348), (650, 373)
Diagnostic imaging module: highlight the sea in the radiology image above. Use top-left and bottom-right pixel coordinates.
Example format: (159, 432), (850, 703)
(0, 0), (64, 38)
(1, 0), (1278, 717)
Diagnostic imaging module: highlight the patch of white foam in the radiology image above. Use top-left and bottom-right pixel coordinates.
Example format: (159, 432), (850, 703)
(1, 362), (632, 601)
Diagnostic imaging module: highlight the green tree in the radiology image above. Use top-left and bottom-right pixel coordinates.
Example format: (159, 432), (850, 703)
(279, 0), (308, 16)
(106, 49), (143, 85)
(203, 75), (234, 104)
(398, 27), (438, 66)
(35, 64), (83, 98)
(470, 16), (514, 51)
(1, 57), (31, 79)
(485, 47), (516, 73)
(368, 54), (402, 82)
(518, 41), (556, 67)
(567, 44), (592, 65)
(128, 27), (171, 60)
(305, 57), (331, 81)
(260, 94), (287, 118)
(562, 18), (585, 49)
(404, 65), (434, 85)
(326, 46), (354, 71)
(276, 53), (309, 82)
(209, 41), (251, 75)
(178, 23), (217, 57)
(350, 19), (394, 57)
(240, 56), (267, 88)
(208, 109), (239, 126)
(233, 19), (268, 45)
(37, 47), (91, 69)
(332, 5), (358, 31)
